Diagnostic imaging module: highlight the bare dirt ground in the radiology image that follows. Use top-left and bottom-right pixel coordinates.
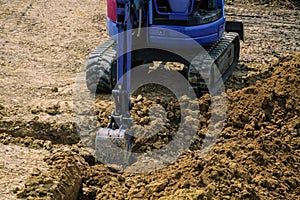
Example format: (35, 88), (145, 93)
(0, 0), (299, 199)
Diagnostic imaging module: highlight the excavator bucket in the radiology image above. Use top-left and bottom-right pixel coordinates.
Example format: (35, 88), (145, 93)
(95, 127), (133, 166)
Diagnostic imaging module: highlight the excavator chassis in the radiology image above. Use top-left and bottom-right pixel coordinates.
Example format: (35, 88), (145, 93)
(86, 0), (244, 165)
(88, 32), (241, 164)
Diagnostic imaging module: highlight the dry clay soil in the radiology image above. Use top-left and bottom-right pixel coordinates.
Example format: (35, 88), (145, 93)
(0, 0), (299, 199)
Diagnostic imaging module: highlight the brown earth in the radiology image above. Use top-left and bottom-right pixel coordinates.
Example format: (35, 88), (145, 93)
(79, 53), (300, 200)
(0, 0), (299, 199)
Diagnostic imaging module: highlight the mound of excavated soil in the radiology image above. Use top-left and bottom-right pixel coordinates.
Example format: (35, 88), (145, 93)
(20, 53), (296, 200)
(76, 53), (299, 199)
(16, 145), (89, 200)
(5, 31), (299, 200)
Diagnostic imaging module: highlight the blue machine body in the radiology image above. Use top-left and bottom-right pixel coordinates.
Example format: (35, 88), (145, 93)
(106, 0), (228, 121)
(107, 0), (226, 48)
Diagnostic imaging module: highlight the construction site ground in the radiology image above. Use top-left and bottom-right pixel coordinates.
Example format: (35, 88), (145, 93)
(0, 0), (299, 199)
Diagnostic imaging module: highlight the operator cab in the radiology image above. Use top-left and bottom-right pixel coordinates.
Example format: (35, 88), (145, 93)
(153, 0), (223, 26)
(107, 0), (226, 47)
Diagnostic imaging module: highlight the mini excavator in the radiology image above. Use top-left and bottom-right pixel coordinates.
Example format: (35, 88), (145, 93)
(86, 0), (244, 164)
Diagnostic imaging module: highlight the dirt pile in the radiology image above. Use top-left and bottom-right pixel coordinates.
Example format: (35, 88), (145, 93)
(0, 133), (53, 150)
(16, 146), (90, 200)
(11, 52), (299, 200)
(79, 53), (299, 199)
(94, 87), (215, 170)
(0, 120), (79, 144)
(0, 142), (50, 200)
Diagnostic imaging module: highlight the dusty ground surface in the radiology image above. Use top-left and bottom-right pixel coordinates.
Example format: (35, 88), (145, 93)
(0, 0), (299, 199)
(0, 141), (49, 200)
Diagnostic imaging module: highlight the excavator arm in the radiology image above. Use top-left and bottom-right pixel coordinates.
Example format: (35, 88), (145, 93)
(95, 0), (143, 165)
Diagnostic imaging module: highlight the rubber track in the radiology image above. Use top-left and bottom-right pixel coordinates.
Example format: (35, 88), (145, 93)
(188, 32), (239, 96)
(87, 33), (239, 96)
(86, 38), (117, 93)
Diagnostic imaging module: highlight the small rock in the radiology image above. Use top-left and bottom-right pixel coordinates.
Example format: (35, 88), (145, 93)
(135, 94), (143, 102)
(52, 87), (59, 92)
